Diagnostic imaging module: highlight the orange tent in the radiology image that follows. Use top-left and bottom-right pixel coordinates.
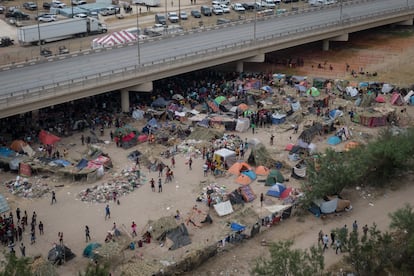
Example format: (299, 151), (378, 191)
(237, 103), (249, 111)
(235, 174), (252, 185)
(255, 165), (270, 176)
(10, 140), (27, 152)
(228, 162), (252, 175)
(344, 141), (360, 151)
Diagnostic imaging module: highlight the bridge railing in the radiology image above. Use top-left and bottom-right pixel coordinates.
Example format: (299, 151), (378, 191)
(0, 4), (412, 109)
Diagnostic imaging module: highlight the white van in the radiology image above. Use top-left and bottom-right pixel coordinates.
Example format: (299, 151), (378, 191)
(262, 0), (276, 9)
(100, 6), (116, 16)
(212, 0), (230, 5)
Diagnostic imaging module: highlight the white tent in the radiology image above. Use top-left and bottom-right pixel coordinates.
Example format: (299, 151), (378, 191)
(404, 90), (414, 103)
(214, 148), (237, 167)
(92, 31), (137, 49)
(132, 109), (145, 120)
(214, 201), (234, 216)
(235, 118), (250, 132)
(345, 86), (358, 97)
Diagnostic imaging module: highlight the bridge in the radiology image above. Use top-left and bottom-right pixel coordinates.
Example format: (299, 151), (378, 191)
(0, 0), (413, 118)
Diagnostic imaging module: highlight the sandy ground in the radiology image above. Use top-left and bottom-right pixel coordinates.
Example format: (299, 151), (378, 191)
(1, 18), (414, 276)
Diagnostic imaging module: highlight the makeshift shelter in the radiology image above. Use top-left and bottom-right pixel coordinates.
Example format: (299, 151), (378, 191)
(271, 113), (286, 125)
(345, 86), (359, 97)
(239, 185), (256, 202)
(92, 30), (137, 49)
(390, 92), (404, 106)
(48, 245), (76, 265)
(214, 148), (237, 167)
(132, 109), (145, 120)
(237, 103), (249, 111)
(235, 118), (250, 132)
(291, 160), (306, 179)
(266, 183), (286, 198)
(329, 109), (343, 120)
(151, 97), (169, 108)
(265, 169), (284, 185)
(247, 143), (277, 168)
(309, 197), (351, 216)
(0, 194), (10, 214)
(39, 130), (61, 145)
(298, 123), (323, 145)
(214, 200), (234, 216)
(164, 223), (192, 250)
(10, 140), (34, 157)
(403, 90), (414, 103)
(214, 96), (227, 105)
(230, 222), (246, 232)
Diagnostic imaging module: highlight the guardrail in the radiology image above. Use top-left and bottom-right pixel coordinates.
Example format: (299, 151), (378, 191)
(0, 2), (413, 110)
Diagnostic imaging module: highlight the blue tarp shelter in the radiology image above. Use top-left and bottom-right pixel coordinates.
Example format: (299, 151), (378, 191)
(52, 159), (71, 167)
(0, 147), (16, 158)
(327, 136), (341, 145)
(242, 170), (257, 181)
(76, 158), (89, 170)
(266, 183), (286, 198)
(230, 222), (246, 232)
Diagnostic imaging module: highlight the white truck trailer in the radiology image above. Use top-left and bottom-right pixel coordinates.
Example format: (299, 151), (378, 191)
(132, 0), (161, 7)
(17, 17), (107, 45)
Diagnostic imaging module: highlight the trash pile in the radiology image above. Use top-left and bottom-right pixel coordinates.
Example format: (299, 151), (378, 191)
(77, 168), (146, 203)
(196, 183), (228, 205)
(211, 134), (243, 151)
(4, 178), (51, 198)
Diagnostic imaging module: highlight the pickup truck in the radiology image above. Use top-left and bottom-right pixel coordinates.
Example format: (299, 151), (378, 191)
(6, 10), (30, 20)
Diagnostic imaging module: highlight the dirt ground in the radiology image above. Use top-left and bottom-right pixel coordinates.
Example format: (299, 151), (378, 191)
(0, 18), (414, 276)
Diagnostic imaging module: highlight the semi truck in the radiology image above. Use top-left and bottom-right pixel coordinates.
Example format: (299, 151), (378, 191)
(17, 17), (107, 45)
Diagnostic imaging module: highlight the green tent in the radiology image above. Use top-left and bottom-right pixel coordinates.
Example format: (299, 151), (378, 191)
(214, 96), (227, 105)
(265, 169), (284, 185)
(306, 87), (320, 97)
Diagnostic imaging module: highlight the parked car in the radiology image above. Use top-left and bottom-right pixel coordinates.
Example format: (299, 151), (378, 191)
(179, 11), (188, 20)
(0, 6), (6, 14)
(168, 12), (179, 23)
(72, 0), (87, 5)
(51, 1), (66, 8)
(100, 7), (116, 16)
(242, 2), (255, 10)
(155, 14), (167, 25)
(58, 46), (69, 54)
(191, 10), (201, 18)
(5, 10), (30, 20)
(232, 3), (245, 12)
(38, 14), (56, 22)
(200, 5), (212, 16)
(40, 48), (52, 57)
(212, 5), (224, 15)
(42, 2), (51, 10)
(23, 2), (38, 11)
(73, 13), (88, 18)
(220, 4), (230, 13)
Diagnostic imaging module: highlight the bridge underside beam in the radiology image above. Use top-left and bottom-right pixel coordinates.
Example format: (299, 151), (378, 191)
(236, 54), (265, 72)
(322, 33), (349, 51)
(395, 18), (413, 25)
(128, 82), (153, 92)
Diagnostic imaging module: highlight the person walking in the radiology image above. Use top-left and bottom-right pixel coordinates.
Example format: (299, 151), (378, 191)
(260, 193), (264, 207)
(150, 178), (155, 192)
(330, 231), (336, 247)
(51, 191), (57, 204)
(322, 234), (329, 252)
(171, 156), (175, 168)
(85, 226), (91, 242)
(270, 134), (274, 146)
(38, 221), (44, 235)
(16, 207), (21, 222)
(188, 157), (193, 170)
(362, 224), (369, 236)
(20, 243), (26, 257)
(318, 230), (324, 245)
(335, 239), (342, 254)
(81, 134), (85, 145)
(30, 230), (36, 244)
(105, 205), (111, 220)
(158, 178), (162, 193)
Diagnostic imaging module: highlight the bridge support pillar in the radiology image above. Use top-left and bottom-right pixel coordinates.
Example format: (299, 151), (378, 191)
(396, 19), (413, 26)
(236, 61), (244, 72)
(121, 89), (130, 113)
(322, 39), (330, 51)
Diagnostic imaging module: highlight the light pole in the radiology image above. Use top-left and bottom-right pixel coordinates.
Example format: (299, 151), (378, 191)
(136, 4), (141, 65)
(165, 0), (167, 19)
(339, 0), (343, 23)
(36, 0), (41, 55)
(253, 5), (257, 42)
(178, 0), (181, 23)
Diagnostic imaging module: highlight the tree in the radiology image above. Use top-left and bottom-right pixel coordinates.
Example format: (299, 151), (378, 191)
(0, 253), (32, 276)
(79, 262), (110, 276)
(252, 240), (324, 276)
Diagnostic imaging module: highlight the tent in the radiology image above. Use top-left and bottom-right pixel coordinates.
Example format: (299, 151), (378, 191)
(92, 30), (137, 49)
(329, 109), (343, 120)
(214, 201), (234, 216)
(265, 169), (285, 186)
(10, 140), (27, 152)
(0, 194), (10, 214)
(151, 97), (169, 108)
(83, 243), (101, 258)
(255, 165), (270, 176)
(235, 174), (253, 185)
(280, 187), (293, 199)
(172, 94), (184, 101)
(214, 148), (237, 167)
(390, 92), (404, 106)
(241, 170), (256, 180)
(228, 161), (252, 175)
(291, 160), (306, 179)
(260, 86), (273, 93)
(165, 223), (192, 250)
(237, 103), (249, 111)
(313, 198), (339, 214)
(381, 83), (393, 93)
(214, 96), (227, 105)
(271, 113), (286, 125)
(266, 183), (286, 198)
(403, 90), (414, 103)
(345, 86), (358, 97)
(39, 130), (61, 145)
(306, 87), (320, 97)
(230, 222), (246, 232)
(235, 118), (250, 132)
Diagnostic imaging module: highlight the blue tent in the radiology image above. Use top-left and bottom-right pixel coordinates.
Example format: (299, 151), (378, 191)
(52, 159), (71, 167)
(0, 147), (16, 158)
(242, 170), (257, 181)
(230, 222), (246, 232)
(266, 183), (286, 198)
(151, 97), (169, 108)
(76, 158), (89, 169)
(83, 243), (101, 258)
(329, 109), (343, 120)
(327, 136), (341, 145)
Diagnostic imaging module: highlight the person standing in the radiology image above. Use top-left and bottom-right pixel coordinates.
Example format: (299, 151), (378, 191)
(131, 221), (137, 237)
(158, 178), (162, 193)
(362, 224), (369, 237)
(105, 205), (111, 220)
(16, 207), (21, 222)
(85, 226), (91, 242)
(330, 231), (336, 247)
(58, 232), (63, 245)
(318, 230), (324, 245)
(150, 178), (155, 192)
(30, 230), (36, 244)
(352, 220), (358, 232)
(260, 193), (264, 207)
(20, 243), (26, 257)
(51, 191), (57, 204)
(171, 156), (175, 168)
(188, 157), (193, 170)
(81, 134), (85, 145)
(135, 157), (141, 169)
(270, 134), (274, 146)
(335, 239), (342, 254)
(38, 221), (44, 235)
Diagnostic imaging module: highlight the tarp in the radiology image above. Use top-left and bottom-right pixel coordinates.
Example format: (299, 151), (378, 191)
(166, 223), (191, 250)
(260, 86), (273, 93)
(266, 183), (286, 198)
(0, 147), (16, 158)
(329, 109), (343, 120)
(375, 95), (386, 103)
(313, 198), (339, 214)
(241, 170), (256, 181)
(264, 204), (292, 215)
(48, 245), (76, 265)
(92, 30), (137, 49)
(235, 118), (250, 132)
(76, 158), (89, 170)
(390, 92), (404, 106)
(327, 136), (341, 145)
(151, 97), (169, 108)
(83, 243), (101, 258)
(132, 109), (145, 120)
(230, 222), (246, 232)
(52, 159), (71, 167)
(239, 185), (256, 202)
(403, 90), (414, 103)
(39, 130), (61, 145)
(381, 83), (393, 93)
(291, 101), (301, 112)
(214, 201), (234, 216)
(10, 140), (27, 152)
(345, 86), (358, 97)
(214, 148), (237, 167)
(0, 194), (10, 214)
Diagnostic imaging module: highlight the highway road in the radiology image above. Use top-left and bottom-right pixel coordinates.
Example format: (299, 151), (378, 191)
(0, 0), (411, 95)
